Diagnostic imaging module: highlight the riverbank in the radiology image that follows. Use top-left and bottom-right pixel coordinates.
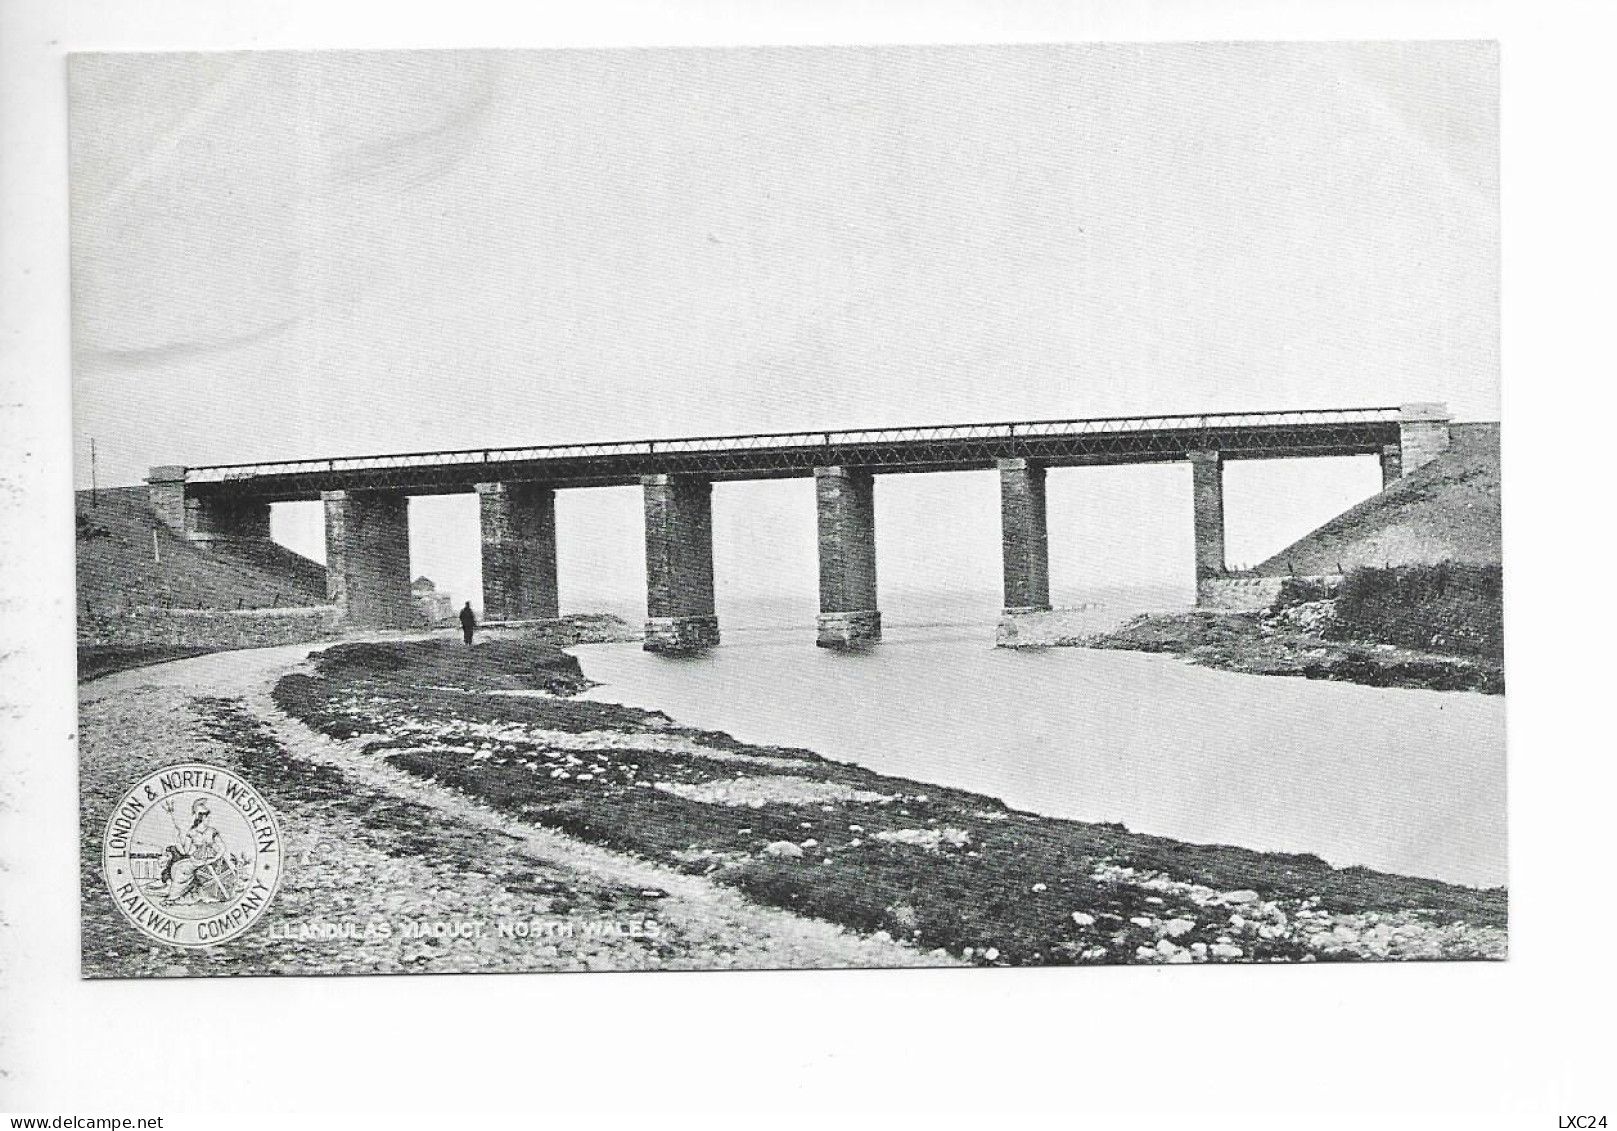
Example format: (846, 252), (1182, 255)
(1086, 607), (1505, 694)
(1015, 565), (1505, 695)
(268, 636), (1506, 966)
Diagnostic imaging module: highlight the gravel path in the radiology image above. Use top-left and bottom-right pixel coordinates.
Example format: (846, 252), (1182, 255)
(79, 636), (949, 977)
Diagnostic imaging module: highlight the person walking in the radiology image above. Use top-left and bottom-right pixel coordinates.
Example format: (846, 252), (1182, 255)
(459, 601), (477, 645)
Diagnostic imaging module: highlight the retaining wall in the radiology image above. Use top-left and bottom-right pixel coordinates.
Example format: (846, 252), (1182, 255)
(1197, 575), (1342, 613)
(78, 605), (343, 649)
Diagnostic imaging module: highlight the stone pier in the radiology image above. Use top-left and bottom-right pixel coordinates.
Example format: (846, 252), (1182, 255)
(814, 466), (880, 647)
(322, 489), (415, 628)
(1379, 444), (1403, 489)
(1188, 450), (1226, 593)
(147, 466), (270, 542)
(998, 458), (1051, 614)
(642, 475), (718, 652)
(146, 466), (188, 532)
(477, 482), (559, 622)
(1397, 402), (1452, 476)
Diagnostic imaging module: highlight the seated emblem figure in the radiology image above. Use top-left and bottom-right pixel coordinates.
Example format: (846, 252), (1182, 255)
(152, 798), (242, 905)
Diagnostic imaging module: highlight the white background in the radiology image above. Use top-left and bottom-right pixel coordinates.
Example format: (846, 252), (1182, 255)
(2, 0), (1614, 1119)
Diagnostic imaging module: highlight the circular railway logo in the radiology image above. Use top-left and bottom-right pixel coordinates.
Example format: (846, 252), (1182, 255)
(102, 762), (284, 947)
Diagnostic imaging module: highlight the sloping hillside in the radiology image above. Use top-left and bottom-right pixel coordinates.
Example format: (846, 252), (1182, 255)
(76, 486), (329, 612)
(1256, 423), (1501, 576)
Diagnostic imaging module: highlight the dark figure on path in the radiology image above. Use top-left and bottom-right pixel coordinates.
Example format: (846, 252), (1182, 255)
(460, 601), (477, 645)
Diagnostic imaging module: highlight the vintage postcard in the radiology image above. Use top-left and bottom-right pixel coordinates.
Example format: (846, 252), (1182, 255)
(71, 43), (1503, 978)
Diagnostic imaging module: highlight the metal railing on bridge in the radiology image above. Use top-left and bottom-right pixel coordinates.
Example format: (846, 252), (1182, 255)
(185, 406), (1402, 488)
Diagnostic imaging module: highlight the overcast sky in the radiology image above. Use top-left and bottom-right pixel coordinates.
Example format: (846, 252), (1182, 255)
(69, 43), (1498, 616)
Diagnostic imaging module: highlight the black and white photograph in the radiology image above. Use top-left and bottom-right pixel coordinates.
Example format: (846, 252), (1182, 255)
(2, 2), (1613, 1122)
(66, 42), (1505, 978)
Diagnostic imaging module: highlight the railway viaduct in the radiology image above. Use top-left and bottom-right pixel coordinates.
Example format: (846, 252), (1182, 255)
(146, 403), (1452, 651)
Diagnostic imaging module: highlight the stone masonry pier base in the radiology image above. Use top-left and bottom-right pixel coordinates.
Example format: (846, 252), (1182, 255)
(644, 615), (722, 651)
(816, 609), (883, 648)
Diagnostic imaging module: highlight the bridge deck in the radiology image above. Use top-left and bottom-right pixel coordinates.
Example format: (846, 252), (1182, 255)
(186, 407), (1401, 500)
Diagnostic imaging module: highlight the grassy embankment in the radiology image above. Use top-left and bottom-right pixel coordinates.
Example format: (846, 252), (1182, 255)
(1089, 422), (1506, 693)
(271, 637), (1506, 966)
(1095, 563), (1504, 694)
(76, 487), (329, 613)
(1254, 423), (1501, 577)
(75, 487), (332, 679)
(73, 485), (639, 681)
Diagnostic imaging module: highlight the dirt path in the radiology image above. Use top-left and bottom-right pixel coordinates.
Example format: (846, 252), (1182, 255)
(79, 636), (948, 977)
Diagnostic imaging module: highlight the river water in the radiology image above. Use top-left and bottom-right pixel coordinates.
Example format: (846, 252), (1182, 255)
(573, 605), (1506, 889)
